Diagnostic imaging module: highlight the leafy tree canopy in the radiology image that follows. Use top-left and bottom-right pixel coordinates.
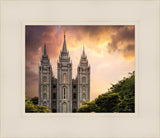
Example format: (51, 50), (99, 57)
(77, 101), (100, 112)
(25, 94), (51, 113)
(31, 97), (38, 105)
(77, 71), (135, 113)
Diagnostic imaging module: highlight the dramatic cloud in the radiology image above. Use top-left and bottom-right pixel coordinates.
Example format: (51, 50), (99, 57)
(25, 25), (135, 100)
(107, 26), (135, 59)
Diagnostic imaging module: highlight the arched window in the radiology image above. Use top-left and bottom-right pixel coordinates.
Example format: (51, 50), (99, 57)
(82, 86), (86, 93)
(53, 93), (56, 99)
(63, 103), (67, 112)
(73, 93), (76, 99)
(53, 101), (56, 105)
(43, 101), (47, 106)
(63, 73), (66, 83)
(43, 93), (47, 99)
(63, 87), (66, 99)
(82, 77), (86, 84)
(82, 94), (86, 101)
(73, 102), (76, 106)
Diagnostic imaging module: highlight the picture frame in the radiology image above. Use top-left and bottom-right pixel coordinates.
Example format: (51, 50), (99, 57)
(0, 0), (159, 138)
(23, 22), (138, 117)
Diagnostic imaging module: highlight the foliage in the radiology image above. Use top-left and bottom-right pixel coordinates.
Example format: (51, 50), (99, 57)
(77, 101), (100, 112)
(77, 71), (135, 113)
(31, 97), (38, 105)
(25, 94), (51, 113)
(95, 92), (120, 112)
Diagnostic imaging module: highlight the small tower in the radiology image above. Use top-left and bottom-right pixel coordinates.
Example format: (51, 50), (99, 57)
(38, 44), (52, 110)
(57, 32), (72, 113)
(77, 46), (90, 108)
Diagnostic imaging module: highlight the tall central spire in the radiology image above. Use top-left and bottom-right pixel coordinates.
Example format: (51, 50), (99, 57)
(44, 44), (47, 55)
(62, 31), (67, 52)
(82, 45), (85, 56)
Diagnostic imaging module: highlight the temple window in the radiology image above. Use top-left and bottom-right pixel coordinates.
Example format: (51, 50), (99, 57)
(63, 103), (67, 112)
(53, 93), (56, 99)
(82, 94), (86, 101)
(53, 85), (56, 88)
(73, 93), (76, 99)
(63, 87), (66, 99)
(82, 86), (86, 93)
(63, 73), (66, 83)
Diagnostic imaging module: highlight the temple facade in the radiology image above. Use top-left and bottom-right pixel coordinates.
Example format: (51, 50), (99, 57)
(38, 33), (90, 113)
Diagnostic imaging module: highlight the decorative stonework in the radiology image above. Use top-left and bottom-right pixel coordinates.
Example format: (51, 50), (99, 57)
(38, 34), (90, 113)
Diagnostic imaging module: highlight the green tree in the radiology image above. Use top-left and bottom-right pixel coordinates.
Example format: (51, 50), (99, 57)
(77, 101), (100, 112)
(77, 71), (135, 113)
(110, 71), (135, 112)
(31, 97), (38, 105)
(95, 92), (120, 112)
(25, 94), (51, 113)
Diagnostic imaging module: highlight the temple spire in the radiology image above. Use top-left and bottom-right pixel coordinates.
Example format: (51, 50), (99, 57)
(44, 44), (47, 55)
(82, 45), (86, 57)
(83, 45), (84, 51)
(62, 31), (67, 52)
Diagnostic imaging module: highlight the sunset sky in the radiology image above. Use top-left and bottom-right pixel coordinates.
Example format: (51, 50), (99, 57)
(25, 25), (135, 101)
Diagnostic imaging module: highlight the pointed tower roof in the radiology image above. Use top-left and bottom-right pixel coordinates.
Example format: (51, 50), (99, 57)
(58, 31), (71, 63)
(79, 45), (88, 66)
(44, 43), (47, 55)
(81, 45), (87, 59)
(41, 43), (50, 65)
(82, 45), (85, 57)
(62, 31), (67, 52)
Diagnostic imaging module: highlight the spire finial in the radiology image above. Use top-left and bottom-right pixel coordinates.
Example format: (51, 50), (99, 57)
(62, 31), (67, 52)
(44, 43), (46, 55)
(82, 44), (85, 56)
(64, 30), (65, 35)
